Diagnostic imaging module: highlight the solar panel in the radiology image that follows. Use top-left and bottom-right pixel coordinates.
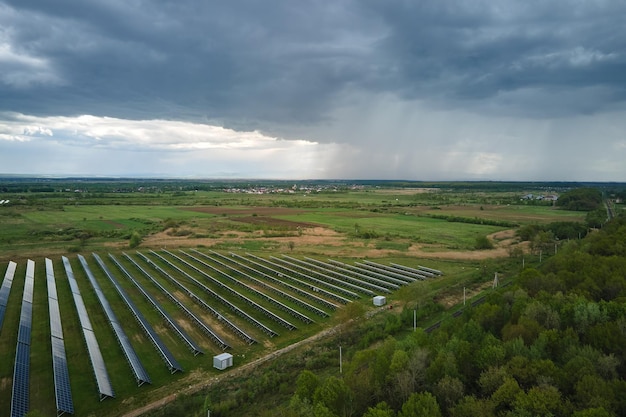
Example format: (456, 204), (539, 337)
(123, 252), (231, 351)
(0, 261), (17, 306)
(17, 323), (32, 345)
(62, 256), (115, 400)
(111, 321), (152, 384)
(111, 253), (205, 355)
(45, 258), (58, 300)
(15, 339), (30, 364)
(46, 259), (75, 415)
(49, 301), (64, 339)
(17, 302), (32, 345)
(84, 330), (115, 399)
(11, 343), (30, 417)
(97, 254), (186, 369)
(0, 305), (6, 331)
(51, 337), (74, 414)
(23, 260), (35, 304)
(137, 251), (257, 345)
(79, 254), (151, 386)
(72, 295), (93, 331)
(67, 275), (80, 294)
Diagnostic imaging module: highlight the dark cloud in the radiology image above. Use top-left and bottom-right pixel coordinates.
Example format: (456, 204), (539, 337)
(367, 1), (626, 114)
(1, 0), (626, 180)
(2, 0), (625, 128)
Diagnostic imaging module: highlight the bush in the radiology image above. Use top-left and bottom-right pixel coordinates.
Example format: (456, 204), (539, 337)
(475, 235), (494, 250)
(129, 231), (142, 248)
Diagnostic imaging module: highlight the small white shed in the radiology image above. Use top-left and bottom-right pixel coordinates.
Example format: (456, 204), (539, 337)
(213, 353), (233, 370)
(373, 295), (387, 306)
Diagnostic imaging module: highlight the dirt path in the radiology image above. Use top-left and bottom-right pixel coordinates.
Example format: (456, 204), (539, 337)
(122, 322), (349, 417)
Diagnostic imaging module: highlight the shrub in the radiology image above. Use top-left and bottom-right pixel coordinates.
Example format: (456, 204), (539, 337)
(475, 235), (494, 250)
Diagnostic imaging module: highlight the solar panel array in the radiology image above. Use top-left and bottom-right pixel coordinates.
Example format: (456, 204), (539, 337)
(46, 258), (75, 415)
(77, 254), (151, 386)
(1, 250), (442, 415)
(180, 250), (312, 325)
(135, 251), (257, 345)
(11, 259), (34, 417)
(109, 253), (204, 356)
(200, 250), (329, 318)
(62, 256), (115, 401)
(123, 252), (231, 350)
(150, 250), (278, 338)
(244, 253), (353, 304)
(228, 252), (340, 311)
(92, 253), (183, 374)
(0, 261), (17, 333)
(162, 250), (295, 332)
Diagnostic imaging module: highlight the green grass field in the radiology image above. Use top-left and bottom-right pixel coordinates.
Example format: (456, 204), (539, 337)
(0, 181), (601, 416)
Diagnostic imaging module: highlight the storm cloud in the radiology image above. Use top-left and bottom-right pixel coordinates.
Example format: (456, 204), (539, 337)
(1, 0), (625, 180)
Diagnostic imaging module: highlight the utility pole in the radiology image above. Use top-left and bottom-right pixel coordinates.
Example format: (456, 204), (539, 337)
(339, 346), (342, 374)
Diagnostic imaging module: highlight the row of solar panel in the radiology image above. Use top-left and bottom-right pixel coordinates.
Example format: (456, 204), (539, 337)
(93, 253), (184, 374)
(205, 250), (330, 317)
(135, 251), (258, 345)
(62, 256), (115, 401)
(125, 252), (232, 349)
(150, 249), (281, 337)
(77, 254), (152, 386)
(110, 253), (205, 355)
(46, 258), (75, 415)
(11, 260), (34, 417)
(168, 249), (299, 331)
(181, 249), (313, 325)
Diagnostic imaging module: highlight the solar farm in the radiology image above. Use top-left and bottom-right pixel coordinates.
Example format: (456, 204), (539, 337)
(0, 250), (441, 416)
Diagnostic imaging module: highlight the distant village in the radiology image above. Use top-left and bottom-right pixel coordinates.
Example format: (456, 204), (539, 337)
(520, 193), (559, 202)
(223, 184), (364, 194)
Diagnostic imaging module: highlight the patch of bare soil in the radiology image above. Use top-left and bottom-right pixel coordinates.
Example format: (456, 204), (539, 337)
(0, 377), (10, 391)
(136, 222), (525, 262)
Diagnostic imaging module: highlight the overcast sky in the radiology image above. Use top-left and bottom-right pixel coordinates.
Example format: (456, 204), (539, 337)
(1, 0), (625, 181)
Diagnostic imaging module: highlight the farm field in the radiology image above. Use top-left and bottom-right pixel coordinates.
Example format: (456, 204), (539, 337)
(0, 179), (610, 416)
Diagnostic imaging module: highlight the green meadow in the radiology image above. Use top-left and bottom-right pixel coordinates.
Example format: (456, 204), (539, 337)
(0, 180), (612, 416)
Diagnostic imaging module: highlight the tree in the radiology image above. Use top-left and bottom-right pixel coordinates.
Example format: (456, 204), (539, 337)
(531, 230), (555, 256)
(451, 395), (495, 417)
(557, 187), (602, 211)
(295, 370), (320, 402)
(433, 375), (464, 414)
(362, 402), (395, 417)
(129, 231), (142, 248)
(513, 384), (565, 417)
(313, 376), (353, 417)
(398, 392), (442, 417)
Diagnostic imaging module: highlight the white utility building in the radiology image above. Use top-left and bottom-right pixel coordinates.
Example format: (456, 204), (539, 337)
(213, 353), (233, 370)
(373, 295), (387, 306)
